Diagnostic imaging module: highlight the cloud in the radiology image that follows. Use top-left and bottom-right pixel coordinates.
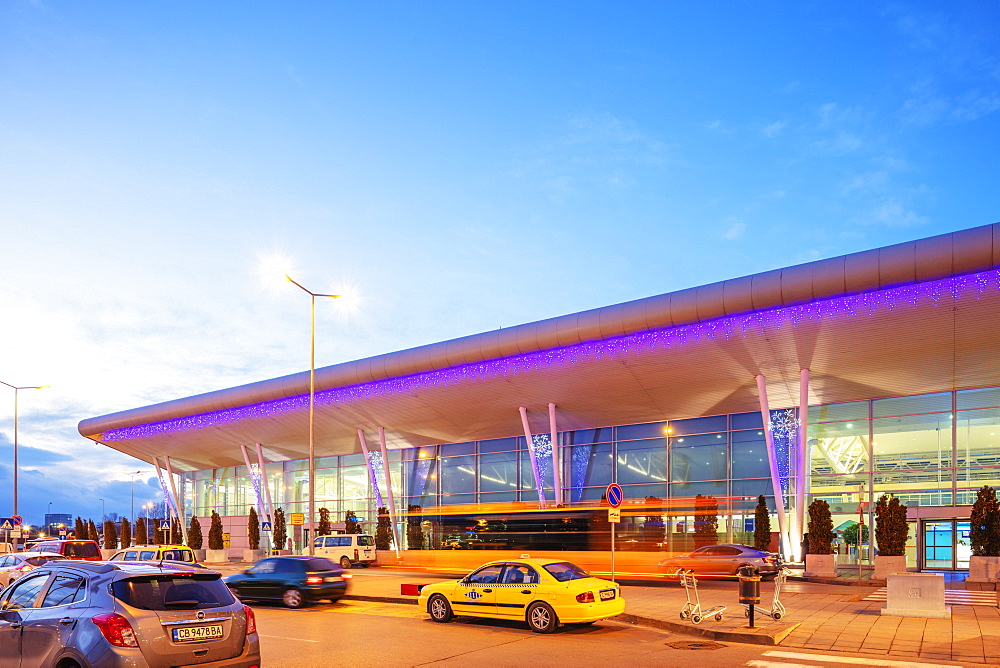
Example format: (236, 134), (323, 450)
(761, 121), (785, 138)
(722, 218), (747, 240)
(867, 198), (929, 228)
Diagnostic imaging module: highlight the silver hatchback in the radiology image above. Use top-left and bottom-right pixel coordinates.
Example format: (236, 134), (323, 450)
(0, 560), (260, 667)
(659, 543), (782, 578)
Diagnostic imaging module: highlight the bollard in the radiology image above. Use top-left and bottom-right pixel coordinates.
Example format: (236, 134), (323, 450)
(738, 564), (761, 627)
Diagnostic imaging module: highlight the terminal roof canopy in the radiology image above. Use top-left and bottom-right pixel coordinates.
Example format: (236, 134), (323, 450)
(79, 224), (1000, 471)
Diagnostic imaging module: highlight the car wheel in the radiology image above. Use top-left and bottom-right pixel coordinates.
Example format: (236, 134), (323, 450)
(282, 587), (305, 608)
(428, 594), (453, 622)
(526, 602), (558, 634)
(340, 557), (352, 570)
(663, 563), (682, 579)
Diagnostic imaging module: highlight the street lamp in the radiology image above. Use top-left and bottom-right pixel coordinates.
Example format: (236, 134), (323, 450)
(285, 274), (342, 556)
(99, 498), (105, 523)
(125, 471), (142, 527)
(1, 381), (45, 548)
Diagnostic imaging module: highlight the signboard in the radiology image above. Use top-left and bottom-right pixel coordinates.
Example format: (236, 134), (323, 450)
(0, 516), (23, 530)
(606, 483), (623, 508)
(222, 532), (231, 548)
(261, 521), (272, 531)
(608, 508), (621, 523)
(160, 520), (171, 531)
(9, 529), (22, 539)
(290, 513), (305, 526)
(59, 529), (68, 538)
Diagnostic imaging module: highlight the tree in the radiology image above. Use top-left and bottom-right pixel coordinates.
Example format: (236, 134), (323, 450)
(103, 520), (118, 550)
(375, 507), (393, 551)
(842, 521), (869, 548)
(135, 517), (148, 546)
(88, 519), (99, 543)
(153, 522), (164, 545)
(120, 518), (132, 549)
(318, 508), (332, 536)
(345, 511), (362, 535)
(970, 485), (1000, 557)
(875, 494), (909, 557)
(274, 508), (287, 553)
(753, 495), (772, 551)
(807, 499), (834, 554)
(407, 504), (423, 550)
(74, 517), (85, 539)
(248, 507), (260, 550)
(693, 494), (718, 548)
(171, 519), (183, 544)
(208, 511), (224, 551)
(642, 496), (666, 550)
(188, 516), (203, 550)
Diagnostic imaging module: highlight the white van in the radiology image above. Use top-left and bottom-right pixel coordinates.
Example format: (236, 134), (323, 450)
(309, 534), (377, 568)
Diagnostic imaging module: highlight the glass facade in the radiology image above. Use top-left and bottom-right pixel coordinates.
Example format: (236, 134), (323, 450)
(180, 385), (1000, 554)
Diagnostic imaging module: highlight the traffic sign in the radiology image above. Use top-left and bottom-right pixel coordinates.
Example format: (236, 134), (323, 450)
(606, 483), (623, 508)
(290, 513), (305, 526)
(159, 520), (171, 531)
(0, 516), (22, 529)
(608, 508), (621, 523)
(261, 521), (272, 531)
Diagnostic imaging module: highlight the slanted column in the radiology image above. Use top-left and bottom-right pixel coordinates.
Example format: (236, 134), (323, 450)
(377, 426), (402, 558)
(163, 455), (189, 546)
(153, 457), (184, 544)
(240, 445), (270, 553)
(518, 407), (546, 508)
(755, 375), (790, 561)
(795, 369), (810, 562)
(357, 430), (384, 508)
(548, 403), (561, 506)
(253, 444), (277, 533)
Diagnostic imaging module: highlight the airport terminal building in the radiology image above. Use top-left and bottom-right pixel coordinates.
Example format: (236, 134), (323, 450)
(80, 223), (1000, 571)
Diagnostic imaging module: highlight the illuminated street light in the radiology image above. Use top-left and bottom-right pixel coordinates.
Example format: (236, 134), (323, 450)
(125, 471), (142, 527)
(285, 274), (342, 557)
(0, 381), (46, 549)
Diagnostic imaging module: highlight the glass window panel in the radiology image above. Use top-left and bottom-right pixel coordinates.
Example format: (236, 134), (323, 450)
(957, 407), (1000, 482)
(478, 437), (518, 454)
(808, 401), (868, 424)
(874, 470), (952, 492)
(616, 422), (667, 441)
(670, 481), (727, 498)
(440, 493), (475, 506)
(404, 457), (438, 498)
(616, 439), (667, 485)
(340, 467), (368, 504)
(731, 412), (764, 430)
(567, 443), (612, 489)
(731, 478), (773, 499)
(808, 421), (870, 475)
(621, 483), (667, 500)
(564, 428), (612, 446)
(440, 442), (475, 456)
(873, 392), (951, 418)
(479, 452), (518, 493)
(479, 491), (517, 503)
(669, 415), (727, 436)
(669, 433), (727, 482)
(731, 430), (770, 479)
(873, 413), (952, 474)
(340, 453), (365, 466)
(315, 456), (338, 469)
(808, 477), (865, 505)
(440, 455), (476, 495)
(957, 387), (1000, 411)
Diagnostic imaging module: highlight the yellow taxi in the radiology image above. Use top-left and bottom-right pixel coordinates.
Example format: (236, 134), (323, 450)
(417, 556), (625, 633)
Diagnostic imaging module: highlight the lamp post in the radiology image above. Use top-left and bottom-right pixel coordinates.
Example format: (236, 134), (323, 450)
(285, 274), (341, 556)
(99, 498), (105, 523)
(1, 381), (45, 549)
(125, 471), (142, 527)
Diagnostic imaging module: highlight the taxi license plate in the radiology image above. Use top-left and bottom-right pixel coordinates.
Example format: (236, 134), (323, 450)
(599, 589), (616, 601)
(172, 624), (223, 643)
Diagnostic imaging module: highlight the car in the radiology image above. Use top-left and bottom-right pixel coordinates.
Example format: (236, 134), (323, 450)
(308, 533), (377, 568)
(109, 544), (199, 564)
(0, 551), (65, 587)
(659, 544), (782, 578)
(417, 557), (625, 633)
(28, 539), (102, 561)
(0, 560), (260, 667)
(224, 555), (351, 608)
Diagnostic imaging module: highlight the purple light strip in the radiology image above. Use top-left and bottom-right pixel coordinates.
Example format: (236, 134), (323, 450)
(103, 269), (1000, 442)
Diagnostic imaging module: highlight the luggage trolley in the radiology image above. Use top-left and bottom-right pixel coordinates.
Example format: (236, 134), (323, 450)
(679, 570), (727, 624)
(743, 567), (789, 620)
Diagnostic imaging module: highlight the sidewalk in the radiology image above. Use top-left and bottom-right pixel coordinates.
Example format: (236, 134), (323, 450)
(215, 562), (1000, 665)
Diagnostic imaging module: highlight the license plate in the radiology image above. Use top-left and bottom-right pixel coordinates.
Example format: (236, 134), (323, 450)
(599, 589), (616, 601)
(172, 624), (224, 643)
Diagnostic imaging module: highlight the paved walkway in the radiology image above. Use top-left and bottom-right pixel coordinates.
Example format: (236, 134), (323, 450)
(214, 562), (1000, 665)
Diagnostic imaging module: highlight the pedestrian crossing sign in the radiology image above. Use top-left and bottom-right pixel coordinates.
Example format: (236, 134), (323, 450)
(160, 520), (171, 531)
(261, 521), (272, 531)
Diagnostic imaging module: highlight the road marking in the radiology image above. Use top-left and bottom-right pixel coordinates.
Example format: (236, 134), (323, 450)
(761, 650), (962, 668)
(259, 634), (320, 643)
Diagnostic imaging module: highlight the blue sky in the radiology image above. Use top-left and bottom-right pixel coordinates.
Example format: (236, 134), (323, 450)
(1, 1), (997, 529)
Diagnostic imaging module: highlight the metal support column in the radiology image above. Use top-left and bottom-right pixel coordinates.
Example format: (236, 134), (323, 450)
(357, 430), (384, 507)
(152, 457), (183, 544)
(518, 406), (546, 508)
(253, 444), (276, 527)
(163, 455), (189, 546)
(755, 375), (789, 561)
(794, 369), (810, 562)
(548, 403), (561, 506)
(377, 426), (402, 558)
(240, 445), (270, 553)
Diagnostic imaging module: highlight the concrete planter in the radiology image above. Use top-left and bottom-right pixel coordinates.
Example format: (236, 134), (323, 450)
(205, 549), (229, 564)
(242, 549), (265, 563)
(192, 549), (207, 563)
(882, 573), (951, 618)
(874, 555), (908, 579)
(804, 553), (837, 577)
(100, 548), (117, 560)
(269, 549), (291, 556)
(968, 555), (1000, 583)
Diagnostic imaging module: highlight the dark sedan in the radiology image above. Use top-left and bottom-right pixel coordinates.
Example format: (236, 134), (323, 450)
(659, 544), (782, 578)
(224, 556), (351, 608)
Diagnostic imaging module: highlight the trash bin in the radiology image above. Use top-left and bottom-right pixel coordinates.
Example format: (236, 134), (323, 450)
(738, 564), (761, 626)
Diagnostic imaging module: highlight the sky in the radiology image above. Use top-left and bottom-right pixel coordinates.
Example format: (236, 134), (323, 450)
(1, 1), (998, 530)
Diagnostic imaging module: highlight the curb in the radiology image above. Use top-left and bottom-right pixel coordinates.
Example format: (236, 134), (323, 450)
(616, 613), (799, 646)
(788, 575), (884, 587)
(343, 594), (419, 605)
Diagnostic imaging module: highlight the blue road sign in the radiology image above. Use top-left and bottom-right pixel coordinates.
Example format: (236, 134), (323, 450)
(261, 521), (272, 531)
(159, 520), (171, 531)
(606, 483), (623, 508)
(0, 518), (15, 531)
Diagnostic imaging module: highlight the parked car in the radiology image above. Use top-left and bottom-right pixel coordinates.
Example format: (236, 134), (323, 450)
(0, 542), (13, 555)
(224, 555), (351, 608)
(28, 539), (102, 561)
(109, 544), (199, 564)
(308, 533), (376, 568)
(0, 552), (64, 586)
(418, 557), (625, 633)
(658, 544), (782, 578)
(0, 560), (259, 667)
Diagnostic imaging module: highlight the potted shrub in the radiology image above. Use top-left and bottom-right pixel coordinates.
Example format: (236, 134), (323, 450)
(376, 506), (393, 552)
(188, 516), (206, 562)
(119, 518), (132, 549)
(102, 520), (118, 559)
(407, 505), (423, 550)
(805, 499), (836, 577)
(272, 508), (289, 555)
(135, 517), (148, 546)
(206, 511), (228, 563)
(969, 485), (1000, 582)
(753, 495), (772, 552)
(243, 507), (265, 563)
(874, 494), (909, 578)
(693, 494), (719, 548)
(344, 510), (362, 535)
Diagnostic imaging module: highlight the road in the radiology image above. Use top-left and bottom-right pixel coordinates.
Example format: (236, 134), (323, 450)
(248, 599), (965, 668)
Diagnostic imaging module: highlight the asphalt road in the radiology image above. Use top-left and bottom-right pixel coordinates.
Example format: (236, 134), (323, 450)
(247, 599), (965, 668)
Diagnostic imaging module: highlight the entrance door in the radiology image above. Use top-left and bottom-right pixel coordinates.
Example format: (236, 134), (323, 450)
(921, 520), (971, 570)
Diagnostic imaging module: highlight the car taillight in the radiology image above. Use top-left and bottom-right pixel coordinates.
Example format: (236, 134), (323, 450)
(306, 576), (323, 584)
(354, 549), (359, 561)
(243, 605), (256, 635)
(92, 613), (139, 648)
(576, 591), (595, 603)
(763, 556), (778, 564)
(16, 565), (33, 573)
